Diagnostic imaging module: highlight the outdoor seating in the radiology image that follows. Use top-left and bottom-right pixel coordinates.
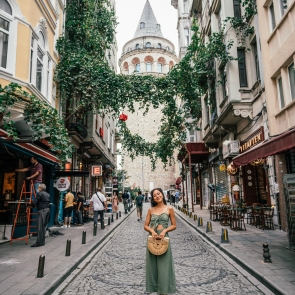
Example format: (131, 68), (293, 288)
(262, 206), (274, 230)
(220, 205), (231, 226)
(230, 207), (246, 231)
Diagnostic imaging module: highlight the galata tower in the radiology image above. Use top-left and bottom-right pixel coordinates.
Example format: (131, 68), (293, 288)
(119, 0), (179, 192)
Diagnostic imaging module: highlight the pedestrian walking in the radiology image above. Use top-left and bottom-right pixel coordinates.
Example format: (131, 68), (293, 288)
(90, 187), (107, 226)
(122, 190), (129, 214)
(144, 188), (176, 294)
(135, 191), (144, 221)
(15, 156), (43, 200)
(175, 190), (180, 203)
(29, 183), (50, 247)
(61, 189), (74, 228)
(76, 192), (84, 225)
(112, 191), (119, 213)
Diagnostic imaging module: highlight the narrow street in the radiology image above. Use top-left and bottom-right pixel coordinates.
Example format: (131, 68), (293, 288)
(56, 204), (270, 295)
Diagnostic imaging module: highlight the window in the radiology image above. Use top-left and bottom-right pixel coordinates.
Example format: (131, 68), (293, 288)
(111, 133), (114, 154)
(157, 43), (161, 49)
(269, 2), (276, 31)
(237, 48), (248, 87)
(135, 43), (139, 49)
(36, 48), (44, 91)
(135, 63), (140, 72)
(157, 63), (162, 73)
(30, 37), (34, 82)
(233, 0), (242, 19)
(222, 67), (228, 98)
(218, 8), (223, 31)
(146, 62), (152, 72)
(140, 22), (145, 29)
(288, 62), (295, 101)
(184, 28), (189, 46)
(0, 0), (12, 14)
(252, 38), (260, 81)
(183, 0), (188, 13)
(146, 42), (151, 48)
(277, 77), (285, 109)
(279, 0), (288, 16)
(0, 17), (9, 68)
(156, 24), (160, 29)
(107, 127), (111, 149)
(187, 129), (196, 142)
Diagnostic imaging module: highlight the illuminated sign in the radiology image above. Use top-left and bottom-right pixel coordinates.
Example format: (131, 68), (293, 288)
(91, 165), (102, 176)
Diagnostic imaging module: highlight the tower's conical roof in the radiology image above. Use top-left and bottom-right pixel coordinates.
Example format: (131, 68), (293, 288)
(133, 0), (163, 38)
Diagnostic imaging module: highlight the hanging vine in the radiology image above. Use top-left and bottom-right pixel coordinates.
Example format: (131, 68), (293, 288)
(0, 0), (257, 167)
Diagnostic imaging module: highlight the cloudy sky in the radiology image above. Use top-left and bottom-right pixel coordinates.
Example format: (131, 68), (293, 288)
(115, 0), (179, 60)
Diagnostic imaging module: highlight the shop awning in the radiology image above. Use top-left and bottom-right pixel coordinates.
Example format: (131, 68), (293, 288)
(178, 142), (209, 164)
(0, 129), (58, 164)
(233, 128), (295, 167)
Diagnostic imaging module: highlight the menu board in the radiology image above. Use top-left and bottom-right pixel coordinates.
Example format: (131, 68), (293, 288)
(283, 174), (295, 250)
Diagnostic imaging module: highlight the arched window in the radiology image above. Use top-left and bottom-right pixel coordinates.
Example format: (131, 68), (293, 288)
(156, 24), (160, 29)
(0, 0), (12, 14)
(0, 0), (12, 69)
(135, 43), (139, 49)
(157, 63), (162, 73)
(36, 32), (45, 92)
(146, 62), (152, 72)
(135, 63), (140, 72)
(146, 42), (151, 48)
(140, 22), (145, 29)
(157, 43), (162, 49)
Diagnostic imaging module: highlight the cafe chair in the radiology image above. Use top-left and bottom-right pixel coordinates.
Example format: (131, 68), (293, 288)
(252, 203), (263, 228)
(263, 206), (274, 230)
(230, 208), (246, 231)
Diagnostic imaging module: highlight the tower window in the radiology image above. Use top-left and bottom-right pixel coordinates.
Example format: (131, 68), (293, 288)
(146, 62), (152, 72)
(140, 22), (145, 29)
(135, 44), (139, 49)
(146, 42), (151, 48)
(135, 63), (140, 72)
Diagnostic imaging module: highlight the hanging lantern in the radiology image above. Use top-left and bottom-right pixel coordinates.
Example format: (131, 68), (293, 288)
(227, 164), (238, 175)
(119, 113), (128, 121)
(250, 158), (265, 167)
(219, 163), (226, 171)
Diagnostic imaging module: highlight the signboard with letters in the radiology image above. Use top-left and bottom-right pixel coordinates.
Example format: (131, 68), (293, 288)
(91, 165), (102, 176)
(55, 177), (70, 192)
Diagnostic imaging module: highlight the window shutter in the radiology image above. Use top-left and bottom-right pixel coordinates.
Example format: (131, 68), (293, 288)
(237, 49), (248, 87)
(233, 0), (241, 19)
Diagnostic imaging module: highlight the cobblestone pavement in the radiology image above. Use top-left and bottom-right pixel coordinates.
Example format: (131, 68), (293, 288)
(59, 204), (266, 295)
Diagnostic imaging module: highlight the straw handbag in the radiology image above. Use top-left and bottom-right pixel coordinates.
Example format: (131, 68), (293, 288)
(147, 236), (170, 255)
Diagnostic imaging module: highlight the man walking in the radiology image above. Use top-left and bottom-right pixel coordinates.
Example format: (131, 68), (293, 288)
(62, 189), (74, 228)
(15, 156), (43, 200)
(122, 190), (129, 214)
(90, 187), (107, 227)
(175, 190), (180, 204)
(135, 191), (144, 221)
(30, 183), (50, 247)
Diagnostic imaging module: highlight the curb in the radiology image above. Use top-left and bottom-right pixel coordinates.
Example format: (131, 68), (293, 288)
(175, 210), (284, 295)
(43, 207), (136, 295)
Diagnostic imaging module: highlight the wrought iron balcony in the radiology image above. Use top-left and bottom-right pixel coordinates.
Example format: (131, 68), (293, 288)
(67, 116), (88, 140)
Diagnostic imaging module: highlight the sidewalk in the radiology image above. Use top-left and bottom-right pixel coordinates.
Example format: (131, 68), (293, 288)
(174, 203), (295, 295)
(0, 204), (135, 295)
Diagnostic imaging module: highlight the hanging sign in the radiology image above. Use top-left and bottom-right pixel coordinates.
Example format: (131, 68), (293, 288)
(91, 165), (102, 176)
(55, 177), (70, 191)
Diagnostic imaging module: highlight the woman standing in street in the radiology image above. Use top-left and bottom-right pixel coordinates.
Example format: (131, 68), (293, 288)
(144, 188), (176, 294)
(112, 191), (119, 213)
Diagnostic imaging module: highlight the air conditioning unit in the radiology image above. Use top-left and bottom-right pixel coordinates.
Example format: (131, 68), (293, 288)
(228, 140), (239, 155)
(223, 140), (239, 158)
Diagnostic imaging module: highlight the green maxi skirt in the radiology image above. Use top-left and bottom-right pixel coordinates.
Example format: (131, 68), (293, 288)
(146, 231), (176, 294)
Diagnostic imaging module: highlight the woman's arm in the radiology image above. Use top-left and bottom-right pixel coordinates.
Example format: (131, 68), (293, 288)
(144, 208), (158, 238)
(158, 206), (177, 239)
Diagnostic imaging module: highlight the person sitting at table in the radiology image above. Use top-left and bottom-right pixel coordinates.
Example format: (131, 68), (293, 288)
(222, 194), (230, 204)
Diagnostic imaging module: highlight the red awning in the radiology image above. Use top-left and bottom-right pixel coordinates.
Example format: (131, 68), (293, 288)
(233, 128), (295, 167)
(178, 142), (209, 164)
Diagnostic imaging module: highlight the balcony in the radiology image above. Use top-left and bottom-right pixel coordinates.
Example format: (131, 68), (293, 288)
(67, 116), (88, 143)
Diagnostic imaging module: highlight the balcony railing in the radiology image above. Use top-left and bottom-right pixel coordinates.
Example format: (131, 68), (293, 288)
(67, 116), (88, 139)
(120, 44), (175, 58)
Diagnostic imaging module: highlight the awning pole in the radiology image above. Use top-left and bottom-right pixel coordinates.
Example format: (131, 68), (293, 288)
(198, 164), (203, 210)
(189, 152), (194, 213)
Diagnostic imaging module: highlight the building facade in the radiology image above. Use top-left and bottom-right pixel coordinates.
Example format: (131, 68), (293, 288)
(0, 0), (66, 235)
(119, 0), (179, 192)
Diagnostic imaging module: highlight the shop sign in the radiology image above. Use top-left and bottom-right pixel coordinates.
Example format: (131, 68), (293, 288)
(91, 165), (102, 176)
(239, 127), (264, 153)
(55, 177), (70, 191)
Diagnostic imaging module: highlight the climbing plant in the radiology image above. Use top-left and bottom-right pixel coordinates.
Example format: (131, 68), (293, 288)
(0, 0), (257, 167)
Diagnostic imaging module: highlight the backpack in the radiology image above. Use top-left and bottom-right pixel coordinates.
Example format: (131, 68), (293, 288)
(136, 196), (143, 206)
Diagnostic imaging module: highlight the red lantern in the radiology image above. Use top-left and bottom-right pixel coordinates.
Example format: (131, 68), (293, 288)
(119, 113), (128, 121)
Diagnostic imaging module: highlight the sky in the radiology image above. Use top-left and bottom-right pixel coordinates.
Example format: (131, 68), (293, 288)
(115, 0), (179, 61)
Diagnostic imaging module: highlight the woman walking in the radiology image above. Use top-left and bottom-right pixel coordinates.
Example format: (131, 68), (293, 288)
(112, 191), (119, 213)
(144, 188), (176, 294)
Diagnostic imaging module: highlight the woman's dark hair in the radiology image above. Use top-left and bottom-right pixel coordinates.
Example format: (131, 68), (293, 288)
(150, 188), (167, 207)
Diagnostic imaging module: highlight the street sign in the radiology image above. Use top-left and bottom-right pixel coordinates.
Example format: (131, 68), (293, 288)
(91, 165), (102, 176)
(55, 177), (70, 191)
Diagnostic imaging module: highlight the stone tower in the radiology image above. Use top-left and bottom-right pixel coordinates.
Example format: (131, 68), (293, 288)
(118, 0), (179, 192)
